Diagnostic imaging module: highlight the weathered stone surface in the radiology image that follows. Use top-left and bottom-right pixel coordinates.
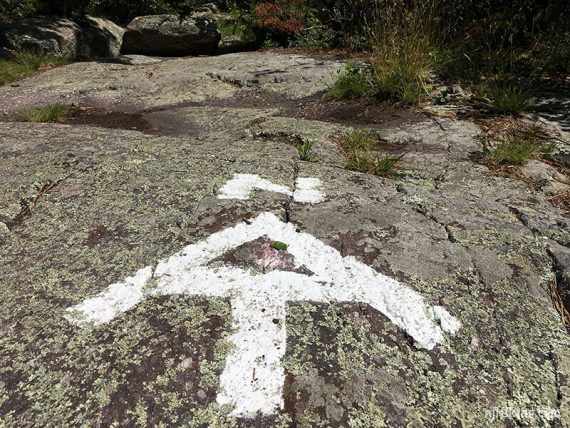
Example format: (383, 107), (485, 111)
(0, 52), (569, 427)
(0, 52), (342, 114)
(0, 15), (124, 59)
(121, 13), (221, 56)
(520, 159), (568, 184)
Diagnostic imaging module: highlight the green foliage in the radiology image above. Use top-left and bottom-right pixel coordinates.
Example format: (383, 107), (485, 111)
(487, 139), (537, 164)
(339, 130), (404, 177)
(0, 51), (69, 86)
(371, 153), (405, 176)
(17, 103), (67, 122)
(87, 0), (206, 22)
(341, 129), (375, 151)
(531, 31), (570, 73)
(290, 14), (335, 49)
(0, 0), (38, 20)
(474, 81), (531, 114)
(1, 0), (568, 78)
(372, 56), (430, 105)
(219, 19), (257, 43)
(0, 0), (209, 23)
(270, 241), (288, 250)
(329, 62), (374, 100)
(296, 139), (314, 161)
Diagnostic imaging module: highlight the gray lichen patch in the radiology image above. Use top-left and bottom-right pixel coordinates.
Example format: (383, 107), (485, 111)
(0, 294), (233, 426)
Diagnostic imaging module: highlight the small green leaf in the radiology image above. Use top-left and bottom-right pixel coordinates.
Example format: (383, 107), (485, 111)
(270, 241), (288, 251)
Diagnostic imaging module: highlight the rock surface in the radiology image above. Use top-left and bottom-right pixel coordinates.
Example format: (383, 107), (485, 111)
(121, 13), (221, 56)
(0, 15), (124, 59)
(0, 52), (569, 427)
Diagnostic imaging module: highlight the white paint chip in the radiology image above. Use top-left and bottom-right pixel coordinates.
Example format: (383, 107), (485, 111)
(217, 173), (325, 203)
(65, 212), (460, 417)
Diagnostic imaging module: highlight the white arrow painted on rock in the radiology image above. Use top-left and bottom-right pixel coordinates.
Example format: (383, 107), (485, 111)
(65, 212), (460, 417)
(217, 173), (326, 203)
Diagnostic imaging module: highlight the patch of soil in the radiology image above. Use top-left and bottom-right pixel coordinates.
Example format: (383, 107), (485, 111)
(171, 88), (302, 112)
(61, 106), (156, 134)
(295, 97), (425, 126)
(160, 89), (423, 128)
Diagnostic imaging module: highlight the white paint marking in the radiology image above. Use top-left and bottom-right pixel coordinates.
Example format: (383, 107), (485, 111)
(293, 177), (325, 203)
(65, 212), (460, 417)
(217, 173), (325, 203)
(432, 306), (462, 334)
(66, 266), (153, 325)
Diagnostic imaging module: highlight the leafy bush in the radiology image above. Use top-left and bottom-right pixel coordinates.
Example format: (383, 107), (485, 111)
(290, 14), (335, 49)
(1, 0), (209, 23)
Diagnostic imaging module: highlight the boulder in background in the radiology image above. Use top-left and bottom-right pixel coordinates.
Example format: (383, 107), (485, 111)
(0, 16), (124, 59)
(121, 13), (221, 57)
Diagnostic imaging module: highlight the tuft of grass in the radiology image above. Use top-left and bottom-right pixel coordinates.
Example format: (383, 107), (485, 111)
(487, 139), (537, 164)
(278, 136), (316, 161)
(17, 103), (67, 123)
(339, 130), (404, 177)
(296, 139), (315, 161)
(371, 40), (433, 105)
(474, 81), (531, 115)
(341, 129), (375, 151)
(372, 153), (406, 176)
(329, 61), (374, 100)
(368, 0), (438, 106)
(0, 51), (69, 86)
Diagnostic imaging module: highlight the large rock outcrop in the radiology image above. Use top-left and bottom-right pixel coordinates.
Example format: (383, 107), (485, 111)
(0, 52), (568, 427)
(121, 13), (221, 56)
(0, 16), (124, 59)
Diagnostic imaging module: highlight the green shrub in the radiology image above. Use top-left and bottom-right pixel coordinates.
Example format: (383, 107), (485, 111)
(328, 62), (374, 100)
(290, 14), (335, 49)
(0, 0), (39, 19)
(17, 103), (67, 122)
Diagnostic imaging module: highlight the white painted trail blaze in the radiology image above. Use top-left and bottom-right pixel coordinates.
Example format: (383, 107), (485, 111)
(65, 212), (460, 417)
(293, 177), (326, 203)
(217, 173), (325, 203)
